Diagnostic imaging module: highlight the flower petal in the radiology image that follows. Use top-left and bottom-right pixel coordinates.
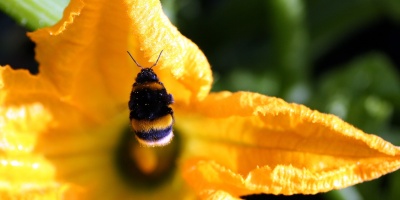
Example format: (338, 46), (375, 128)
(178, 91), (400, 196)
(7, 0), (212, 185)
(199, 189), (241, 200)
(27, 0), (129, 121)
(27, 0), (211, 117)
(0, 85), (80, 198)
(2, 0), (212, 198)
(126, 0), (213, 102)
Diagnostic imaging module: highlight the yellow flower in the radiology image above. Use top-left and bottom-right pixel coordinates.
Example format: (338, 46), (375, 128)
(1, 0), (400, 199)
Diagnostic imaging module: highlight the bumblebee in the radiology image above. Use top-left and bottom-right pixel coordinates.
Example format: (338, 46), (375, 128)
(127, 51), (174, 147)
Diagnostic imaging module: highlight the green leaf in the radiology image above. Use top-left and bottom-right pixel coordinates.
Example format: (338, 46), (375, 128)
(0, 0), (69, 30)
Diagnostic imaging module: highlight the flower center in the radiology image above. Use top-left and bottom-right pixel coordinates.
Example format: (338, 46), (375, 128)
(114, 127), (180, 189)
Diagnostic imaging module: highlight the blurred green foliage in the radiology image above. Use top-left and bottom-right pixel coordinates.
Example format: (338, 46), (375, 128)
(1, 0), (400, 199)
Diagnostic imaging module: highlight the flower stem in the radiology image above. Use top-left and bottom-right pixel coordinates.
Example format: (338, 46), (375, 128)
(265, 0), (310, 102)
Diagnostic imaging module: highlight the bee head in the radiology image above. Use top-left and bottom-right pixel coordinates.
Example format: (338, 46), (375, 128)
(127, 50), (164, 84)
(135, 68), (159, 83)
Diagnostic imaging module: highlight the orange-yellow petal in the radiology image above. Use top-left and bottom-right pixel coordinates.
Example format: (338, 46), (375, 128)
(199, 189), (241, 200)
(126, 0), (212, 102)
(178, 91), (400, 196)
(0, 77), (81, 198)
(2, 0), (212, 198)
(27, 0), (211, 118)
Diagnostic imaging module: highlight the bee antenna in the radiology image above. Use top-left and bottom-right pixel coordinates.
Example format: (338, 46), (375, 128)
(127, 51), (143, 69)
(150, 50), (163, 69)
(127, 50), (164, 69)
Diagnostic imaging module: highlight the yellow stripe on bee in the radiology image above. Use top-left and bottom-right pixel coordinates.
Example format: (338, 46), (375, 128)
(131, 114), (173, 132)
(133, 82), (164, 90)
